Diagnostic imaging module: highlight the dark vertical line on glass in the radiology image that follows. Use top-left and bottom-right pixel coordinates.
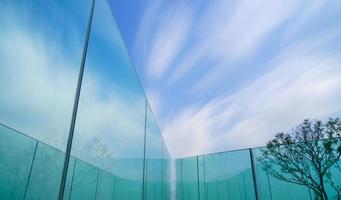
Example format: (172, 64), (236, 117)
(249, 148), (259, 200)
(23, 141), (38, 200)
(94, 169), (100, 200)
(196, 156), (201, 200)
(266, 170), (273, 200)
(242, 172), (247, 200)
(141, 100), (148, 200)
(203, 155), (207, 200)
(145, 160), (149, 199)
(58, 0), (95, 199)
(180, 159), (184, 200)
(68, 159), (77, 200)
(161, 143), (164, 200)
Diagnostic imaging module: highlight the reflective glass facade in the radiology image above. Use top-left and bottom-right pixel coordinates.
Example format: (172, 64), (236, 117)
(176, 144), (341, 200)
(1, 1), (340, 200)
(0, 0), (170, 199)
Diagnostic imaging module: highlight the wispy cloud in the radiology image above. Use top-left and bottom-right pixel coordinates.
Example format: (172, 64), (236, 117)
(171, 0), (308, 88)
(137, 0), (307, 84)
(135, 1), (193, 80)
(163, 31), (341, 157)
(128, 0), (341, 158)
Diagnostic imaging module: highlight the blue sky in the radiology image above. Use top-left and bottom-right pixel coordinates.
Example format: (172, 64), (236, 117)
(1, 0), (341, 159)
(109, 0), (341, 157)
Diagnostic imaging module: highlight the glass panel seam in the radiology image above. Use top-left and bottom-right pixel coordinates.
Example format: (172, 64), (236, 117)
(249, 148), (260, 200)
(23, 141), (38, 200)
(142, 99), (148, 200)
(58, 0), (96, 199)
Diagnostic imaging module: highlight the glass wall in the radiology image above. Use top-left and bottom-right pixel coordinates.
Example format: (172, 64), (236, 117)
(252, 147), (313, 200)
(176, 150), (256, 200)
(253, 142), (341, 200)
(0, 0), (91, 151)
(1, 1), (340, 200)
(145, 104), (162, 199)
(176, 143), (341, 200)
(0, 0), (171, 200)
(67, 0), (147, 198)
(0, 0), (91, 199)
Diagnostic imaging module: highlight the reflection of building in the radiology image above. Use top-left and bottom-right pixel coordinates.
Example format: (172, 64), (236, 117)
(1, 1), (340, 200)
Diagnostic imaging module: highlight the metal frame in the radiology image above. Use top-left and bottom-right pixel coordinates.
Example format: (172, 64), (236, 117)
(58, 0), (96, 199)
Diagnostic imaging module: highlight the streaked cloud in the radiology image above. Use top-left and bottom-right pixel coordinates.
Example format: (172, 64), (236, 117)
(135, 1), (193, 80)
(163, 31), (341, 157)
(137, 0), (307, 84)
(123, 0), (341, 158)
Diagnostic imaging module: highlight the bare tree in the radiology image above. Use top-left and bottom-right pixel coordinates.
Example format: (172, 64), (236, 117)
(258, 118), (341, 200)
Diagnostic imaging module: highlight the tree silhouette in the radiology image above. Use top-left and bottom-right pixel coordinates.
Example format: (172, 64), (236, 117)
(258, 118), (341, 200)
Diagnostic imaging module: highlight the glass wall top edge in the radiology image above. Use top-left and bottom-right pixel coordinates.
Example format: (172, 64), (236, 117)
(175, 136), (341, 160)
(107, 4), (171, 157)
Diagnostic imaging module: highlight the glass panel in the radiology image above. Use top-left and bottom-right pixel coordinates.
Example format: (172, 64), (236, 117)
(144, 104), (164, 200)
(0, 1), (173, 200)
(326, 154), (341, 199)
(69, 159), (99, 200)
(176, 159), (183, 200)
(63, 157), (76, 200)
(176, 150), (256, 200)
(0, 0), (91, 150)
(254, 139), (341, 200)
(203, 150), (255, 200)
(110, 159), (143, 200)
(97, 170), (115, 200)
(254, 146), (314, 200)
(177, 157), (199, 200)
(0, 0), (90, 198)
(25, 143), (65, 200)
(67, 0), (147, 199)
(0, 124), (36, 200)
(162, 144), (171, 200)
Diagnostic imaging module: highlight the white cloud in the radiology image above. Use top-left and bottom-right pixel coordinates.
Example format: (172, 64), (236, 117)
(163, 32), (341, 158)
(136, 1), (193, 80)
(167, 0), (305, 83)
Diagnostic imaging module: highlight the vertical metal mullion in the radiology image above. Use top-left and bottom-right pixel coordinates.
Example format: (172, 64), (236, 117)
(161, 143), (164, 199)
(58, 0), (96, 199)
(141, 100), (148, 200)
(180, 159), (184, 199)
(145, 160), (149, 199)
(203, 155), (207, 200)
(249, 148), (259, 200)
(196, 156), (200, 200)
(23, 141), (38, 200)
(94, 169), (100, 200)
(68, 159), (77, 200)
